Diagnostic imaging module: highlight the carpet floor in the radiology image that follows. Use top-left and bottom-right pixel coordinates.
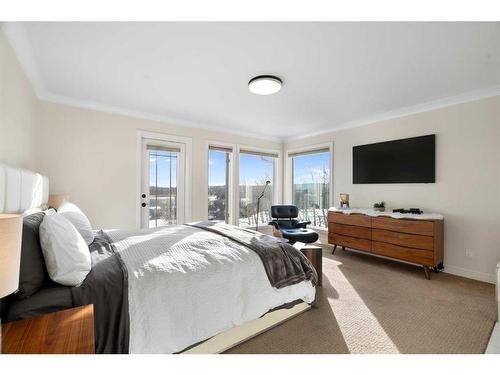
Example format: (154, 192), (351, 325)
(226, 244), (496, 354)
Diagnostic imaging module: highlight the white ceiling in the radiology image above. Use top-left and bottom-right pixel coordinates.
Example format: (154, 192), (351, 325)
(5, 22), (500, 141)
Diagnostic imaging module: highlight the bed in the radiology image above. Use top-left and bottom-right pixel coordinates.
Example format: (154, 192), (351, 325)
(0, 164), (317, 354)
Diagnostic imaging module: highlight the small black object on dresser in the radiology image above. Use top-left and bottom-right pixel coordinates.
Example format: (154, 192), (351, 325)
(393, 208), (423, 214)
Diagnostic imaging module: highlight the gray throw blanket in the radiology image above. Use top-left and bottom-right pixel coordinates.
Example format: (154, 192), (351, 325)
(186, 222), (318, 288)
(72, 231), (129, 354)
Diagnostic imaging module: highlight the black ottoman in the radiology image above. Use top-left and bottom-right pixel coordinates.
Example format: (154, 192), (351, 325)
(280, 228), (319, 244)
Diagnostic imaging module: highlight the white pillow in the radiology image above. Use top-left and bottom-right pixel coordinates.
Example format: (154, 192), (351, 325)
(39, 212), (91, 286)
(58, 202), (94, 245)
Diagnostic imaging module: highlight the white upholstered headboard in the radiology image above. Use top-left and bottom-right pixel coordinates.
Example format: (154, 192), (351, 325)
(0, 164), (49, 214)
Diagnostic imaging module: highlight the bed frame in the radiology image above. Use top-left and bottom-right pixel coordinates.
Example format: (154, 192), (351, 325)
(183, 302), (311, 354)
(0, 164), (312, 354)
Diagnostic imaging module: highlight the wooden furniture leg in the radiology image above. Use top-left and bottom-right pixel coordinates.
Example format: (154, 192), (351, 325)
(332, 244), (337, 254)
(423, 266), (431, 280)
(342, 246), (345, 251)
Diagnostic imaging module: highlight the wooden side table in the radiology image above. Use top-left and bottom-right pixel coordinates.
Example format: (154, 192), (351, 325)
(294, 242), (323, 286)
(1, 304), (95, 354)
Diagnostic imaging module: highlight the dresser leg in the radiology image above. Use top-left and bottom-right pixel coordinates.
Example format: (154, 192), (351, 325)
(342, 246), (345, 251)
(332, 244), (337, 254)
(423, 266), (431, 280)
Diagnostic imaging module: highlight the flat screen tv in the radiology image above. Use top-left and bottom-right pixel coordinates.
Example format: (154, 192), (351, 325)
(353, 134), (435, 184)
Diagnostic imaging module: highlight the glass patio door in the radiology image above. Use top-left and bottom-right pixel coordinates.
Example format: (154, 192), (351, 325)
(140, 139), (185, 228)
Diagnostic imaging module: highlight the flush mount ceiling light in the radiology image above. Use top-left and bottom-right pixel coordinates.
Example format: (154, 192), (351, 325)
(248, 75), (282, 95)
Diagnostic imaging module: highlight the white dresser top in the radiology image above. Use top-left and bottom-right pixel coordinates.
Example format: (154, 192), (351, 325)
(328, 207), (444, 220)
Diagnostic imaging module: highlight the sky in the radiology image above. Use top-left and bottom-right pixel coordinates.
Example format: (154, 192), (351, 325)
(209, 151), (275, 186)
(148, 149), (330, 188)
(292, 152), (330, 184)
(208, 150), (330, 187)
(149, 151), (177, 188)
(208, 150), (228, 186)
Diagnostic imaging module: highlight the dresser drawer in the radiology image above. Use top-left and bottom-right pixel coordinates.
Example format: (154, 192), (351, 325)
(328, 213), (371, 228)
(372, 228), (434, 251)
(371, 216), (435, 236)
(372, 241), (434, 266)
(329, 222), (371, 240)
(330, 234), (371, 252)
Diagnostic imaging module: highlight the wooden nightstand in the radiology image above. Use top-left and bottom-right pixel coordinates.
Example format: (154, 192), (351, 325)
(1, 304), (95, 354)
(294, 243), (323, 286)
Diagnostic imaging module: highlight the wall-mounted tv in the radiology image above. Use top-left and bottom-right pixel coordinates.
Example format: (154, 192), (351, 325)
(353, 134), (435, 184)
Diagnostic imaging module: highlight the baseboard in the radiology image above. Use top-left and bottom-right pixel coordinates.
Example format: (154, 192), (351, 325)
(444, 265), (495, 284)
(335, 247), (496, 284)
(485, 323), (500, 354)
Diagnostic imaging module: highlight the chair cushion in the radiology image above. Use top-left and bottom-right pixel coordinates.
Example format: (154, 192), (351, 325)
(274, 219), (299, 229)
(281, 228), (319, 244)
(271, 205), (298, 219)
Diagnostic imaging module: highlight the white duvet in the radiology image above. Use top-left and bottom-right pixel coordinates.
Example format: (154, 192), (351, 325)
(106, 224), (315, 353)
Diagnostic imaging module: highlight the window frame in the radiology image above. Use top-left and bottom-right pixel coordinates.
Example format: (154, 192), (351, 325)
(284, 142), (333, 228)
(136, 130), (193, 229)
(204, 141), (282, 227)
(206, 141), (236, 224)
(145, 142), (183, 227)
(236, 145), (282, 228)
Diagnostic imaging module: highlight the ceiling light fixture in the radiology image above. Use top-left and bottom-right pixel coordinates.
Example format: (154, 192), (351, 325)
(248, 75), (282, 95)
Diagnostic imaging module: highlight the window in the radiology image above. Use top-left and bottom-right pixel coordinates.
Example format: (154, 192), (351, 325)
(208, 146), (232, 223)
(139, 132), (190, 230)
(290, 148), (331, 228)
(239, 150), (277, 228)
(147, 146), (179, 228)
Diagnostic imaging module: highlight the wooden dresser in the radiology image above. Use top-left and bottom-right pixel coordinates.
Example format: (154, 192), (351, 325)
(328, 211), (444, 279)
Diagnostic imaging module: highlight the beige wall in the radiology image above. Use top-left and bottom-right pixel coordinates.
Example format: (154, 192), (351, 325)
(2, 26), (499, 282)
(0, 30), (38, 170)
(36, 101), (282, 230)
(286, 96), (500, 282)
(37, 96), (500, 282)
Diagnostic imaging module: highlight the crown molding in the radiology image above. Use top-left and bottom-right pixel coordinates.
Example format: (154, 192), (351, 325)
(4, 22), (499, 145)
(284, 85), (500, 143)
(39, 84), (500, 146)
(39, 92), (283, 143)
